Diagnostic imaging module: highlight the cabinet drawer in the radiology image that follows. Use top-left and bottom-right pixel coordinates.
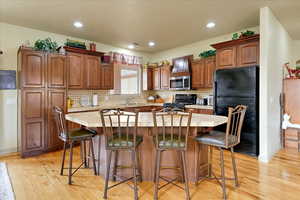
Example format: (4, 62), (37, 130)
(285, 129), (299, 140)
(284, 139), (299, 150)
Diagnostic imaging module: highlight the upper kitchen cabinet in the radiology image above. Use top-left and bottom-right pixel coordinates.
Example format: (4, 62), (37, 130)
(160, 64), (170, 90)
(211, 34), (259, 69)
(68, 52), (85, 89)
(153, 67), (161, 90)
(191, 56), (215, 89)
(205, 56), (216, 87)
(20, 49), (46, 88)
(152, 64), (171, 90)
(143, 67), (153, 91)
(101, 63), (114, 90)
(85, 55), (102, 89)
(47, 54), (67, 88)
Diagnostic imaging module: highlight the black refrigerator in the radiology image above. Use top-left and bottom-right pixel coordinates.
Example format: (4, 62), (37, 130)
(214, 66), (259, 156)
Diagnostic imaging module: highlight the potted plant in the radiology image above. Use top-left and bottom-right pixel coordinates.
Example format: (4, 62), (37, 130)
(34, 38), (58, 52)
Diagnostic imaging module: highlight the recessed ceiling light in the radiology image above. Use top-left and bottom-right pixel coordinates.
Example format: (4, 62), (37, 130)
(206, 22), (216, 29)
(128, 44), (135, 49)
(148, 41), (155, 47)
(73, 21), (83, 28)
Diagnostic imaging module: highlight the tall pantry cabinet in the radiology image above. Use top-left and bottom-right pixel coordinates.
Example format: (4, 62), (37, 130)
(18, 48), (67, 157)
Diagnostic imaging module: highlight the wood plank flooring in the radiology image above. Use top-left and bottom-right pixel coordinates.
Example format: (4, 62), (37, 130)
(1, 148), (300, 200)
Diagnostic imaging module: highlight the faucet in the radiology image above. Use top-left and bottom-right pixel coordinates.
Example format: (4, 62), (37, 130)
(125, 96), (135, 105)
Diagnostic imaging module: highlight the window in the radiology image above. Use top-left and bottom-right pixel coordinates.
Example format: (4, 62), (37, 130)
(112, 64), (141, 95)
(120, 68), (139, 94)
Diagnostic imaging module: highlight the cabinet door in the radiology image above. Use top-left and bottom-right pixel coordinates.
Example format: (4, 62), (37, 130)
(68, 53), (85, 89)
(237, 41), (259, 66)
(21, 89), (45, 157)
(101, 64), (114, 90)
(143, 68), (153, 90)
(205, 57), (216, 88)
(216, 46), (236, 69)
(48, 54), (67, 88)
(191, 61), (201, 88)
(21, 51), (46, 88)
(153, 67), (161, 90)
(160, 65), (170, 90)
(85, 55), (101, 89)
(47, 89), (66, 151)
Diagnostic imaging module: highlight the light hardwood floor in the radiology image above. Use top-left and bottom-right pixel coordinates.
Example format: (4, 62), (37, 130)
(1, 148), (300, 200)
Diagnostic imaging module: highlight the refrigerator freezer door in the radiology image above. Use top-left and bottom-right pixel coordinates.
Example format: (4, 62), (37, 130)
(215, 66), (258, 98)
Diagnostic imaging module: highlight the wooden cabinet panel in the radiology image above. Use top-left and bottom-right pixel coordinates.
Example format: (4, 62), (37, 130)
(186, 108), (213, 115)
(216, 47), (236, 69)
(212, 34), (259, 69)
(160, 65), (170, 90)
(192, 57), (215, 89)
(68, 53), (84, 89)
(47, 89), (66, 150)
(85, 55), (101, 89)
(143, 68), (153, 90)
(47, 54), (67, 88)
(21, 51), (45, 88)
(101, 63), (114, 90)
(205, 57), (216, 88)
(21, 89), (45, 157)
(237, 41), (259, 67)
(153, 67), (161, 90)
(23, 89), (45, 119)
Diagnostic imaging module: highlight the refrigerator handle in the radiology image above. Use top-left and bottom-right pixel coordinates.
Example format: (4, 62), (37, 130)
(213, 81), (217, 114)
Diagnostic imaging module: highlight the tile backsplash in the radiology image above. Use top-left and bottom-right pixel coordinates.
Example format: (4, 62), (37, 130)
(68, 90), (150, 107)
(68, 89), (213, 107)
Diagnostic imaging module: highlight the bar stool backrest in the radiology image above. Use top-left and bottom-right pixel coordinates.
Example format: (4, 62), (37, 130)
(53, 106), (68, 139)
(152, 110), (192, 150)
(100, 108), (139, 150)
(225, 105), (247, 148)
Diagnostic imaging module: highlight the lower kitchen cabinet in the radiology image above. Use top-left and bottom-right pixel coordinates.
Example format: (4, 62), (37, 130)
(186, 108), (213, 115)
(47, 89), (66, 151)
(21, 89), (46, 157)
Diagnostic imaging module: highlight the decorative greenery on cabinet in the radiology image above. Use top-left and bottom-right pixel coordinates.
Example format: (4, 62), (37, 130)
(34, 38), (58, 52)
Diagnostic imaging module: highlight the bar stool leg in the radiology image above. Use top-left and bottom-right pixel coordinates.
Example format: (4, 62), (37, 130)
(208, 145), (213, 178)
(230, 147), (239, 187)
(179, 150), (185, 183)
(83, 140), (87, 168)
(181, 151), (190, 200)
(103, 150), (112, 199)
(68, 141), (74, 185)
(97, 135), (101, 175)
(132, 150), (138, 200)
(60, 142), (67, 175)
(90, 139), (97, 175)
(219, 148), (227, 200)
(135, 150), (142, 182)
(154, 150), (162, 200)
(112, 150), (119, 181)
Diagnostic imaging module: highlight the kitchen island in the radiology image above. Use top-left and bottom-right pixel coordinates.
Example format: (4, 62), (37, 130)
(65, 111), (227, 183)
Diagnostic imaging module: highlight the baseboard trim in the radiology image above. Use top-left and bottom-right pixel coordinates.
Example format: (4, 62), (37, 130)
(0, 148), (18, 157)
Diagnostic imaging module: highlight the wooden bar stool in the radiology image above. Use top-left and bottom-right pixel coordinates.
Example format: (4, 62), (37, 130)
(52, 106), (97, 184)
(152, 110), (192, 200)
(194, 105), (247, 200)
(100, 108), (142, 200)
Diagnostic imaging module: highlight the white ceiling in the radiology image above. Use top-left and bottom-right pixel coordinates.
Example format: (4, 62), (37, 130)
(0, 0), (299, 52)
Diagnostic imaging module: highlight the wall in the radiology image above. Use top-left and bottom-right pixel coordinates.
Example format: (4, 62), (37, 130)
(292, 40), (300, 66)
(259, 7), (293, 162)
(0, 22), (151, 155)
(150, 26), (260, 62)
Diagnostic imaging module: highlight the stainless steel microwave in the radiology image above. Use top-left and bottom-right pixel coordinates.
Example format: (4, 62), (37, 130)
(169, 76), (190, 90)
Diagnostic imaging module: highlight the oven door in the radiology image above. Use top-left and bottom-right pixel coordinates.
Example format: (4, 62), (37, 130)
(170, 77), (184, 90)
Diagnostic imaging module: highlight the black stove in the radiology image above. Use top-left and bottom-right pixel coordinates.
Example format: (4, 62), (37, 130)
(163, 94), (197, 112)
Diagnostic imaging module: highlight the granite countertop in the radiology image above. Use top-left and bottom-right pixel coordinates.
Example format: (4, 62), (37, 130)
(185, 105), (213, 110)
(65, 111), (227, 128)
(68, 103), (213, 113)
